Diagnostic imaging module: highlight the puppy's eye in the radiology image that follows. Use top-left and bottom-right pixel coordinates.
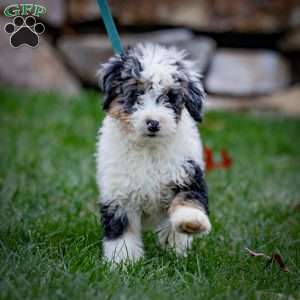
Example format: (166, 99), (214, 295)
(167, 91), (177, 103)
(167, 91), (173, 100)
(136, 98), (143, 105)
(135, 90), (145, 97)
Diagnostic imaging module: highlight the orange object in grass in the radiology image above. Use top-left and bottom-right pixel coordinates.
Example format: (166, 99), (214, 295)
(204, 146), (232, 172)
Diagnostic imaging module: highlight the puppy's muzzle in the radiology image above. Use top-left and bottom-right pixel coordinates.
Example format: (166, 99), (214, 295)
(146, 119), (160, 133)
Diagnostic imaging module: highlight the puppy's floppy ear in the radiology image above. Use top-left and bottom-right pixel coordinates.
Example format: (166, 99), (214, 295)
(184, 79), (205, 122)
(98, 56), (123, 111)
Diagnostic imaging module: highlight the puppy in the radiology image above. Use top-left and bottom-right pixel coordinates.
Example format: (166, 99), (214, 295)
(96, 44), (211, 264)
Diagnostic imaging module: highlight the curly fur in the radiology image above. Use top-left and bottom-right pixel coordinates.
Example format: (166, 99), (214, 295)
(96, 44), (211, 264)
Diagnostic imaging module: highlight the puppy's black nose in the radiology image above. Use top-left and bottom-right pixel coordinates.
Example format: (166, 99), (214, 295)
(146, 119), (160, 133)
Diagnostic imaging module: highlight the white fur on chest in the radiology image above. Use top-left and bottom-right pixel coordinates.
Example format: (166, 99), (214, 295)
(96, 110), (204, 214)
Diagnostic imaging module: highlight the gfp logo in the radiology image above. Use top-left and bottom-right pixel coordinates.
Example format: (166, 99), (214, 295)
(3, 4), (47, 48)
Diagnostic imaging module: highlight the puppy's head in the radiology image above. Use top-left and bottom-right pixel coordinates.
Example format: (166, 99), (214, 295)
(98, 44), (205, 139)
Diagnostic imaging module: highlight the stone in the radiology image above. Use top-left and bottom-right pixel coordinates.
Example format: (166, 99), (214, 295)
(109, 0), (300, 33)
(289, 6), (300, 28)
(279, 28), (300, 52)
(40, 0), (66, 27)
(0, 17), (81, 95)
(69, 0), (99, 22)
(173, 38), (216, 73)
(58, 29), (214, 86)
(206, 96), (254, 112)
(58, 35), (110, 86)
(207, 86), (300, 116)
(205, 49), (291, 96)
(259, 86), (300, 116)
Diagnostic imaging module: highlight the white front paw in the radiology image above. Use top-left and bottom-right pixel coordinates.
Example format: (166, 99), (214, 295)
(103, 232), (144, 264)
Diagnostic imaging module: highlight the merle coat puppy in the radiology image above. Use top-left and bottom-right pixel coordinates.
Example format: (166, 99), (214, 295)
(96, 44), (211, 264)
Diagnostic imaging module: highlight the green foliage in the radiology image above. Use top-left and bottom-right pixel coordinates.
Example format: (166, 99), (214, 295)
(0, 88), (299, 300)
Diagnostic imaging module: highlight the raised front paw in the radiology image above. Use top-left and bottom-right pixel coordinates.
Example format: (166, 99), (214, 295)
(169, 205), (211, 235)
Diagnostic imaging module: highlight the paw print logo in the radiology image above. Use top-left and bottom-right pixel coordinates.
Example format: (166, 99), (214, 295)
(4, 16), (45, 48)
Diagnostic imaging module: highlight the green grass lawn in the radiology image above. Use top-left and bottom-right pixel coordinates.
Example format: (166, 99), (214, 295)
(0, 88), (299, 300)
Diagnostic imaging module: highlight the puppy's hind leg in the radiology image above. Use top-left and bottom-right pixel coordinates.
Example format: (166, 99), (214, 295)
(101, 203), (143, 264)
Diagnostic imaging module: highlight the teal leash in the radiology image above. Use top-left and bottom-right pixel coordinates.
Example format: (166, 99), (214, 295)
(96, 0), (124, 55)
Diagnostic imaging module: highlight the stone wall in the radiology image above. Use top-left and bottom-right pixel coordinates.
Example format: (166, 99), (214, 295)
(0, 0), (299, 112)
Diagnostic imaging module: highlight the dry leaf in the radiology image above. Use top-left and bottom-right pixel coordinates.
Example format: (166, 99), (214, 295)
(266, 252), (290, 273)
(294, 202), (300, 211)
(245, 247), (290, 273)
(245, 247), (270, 259)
